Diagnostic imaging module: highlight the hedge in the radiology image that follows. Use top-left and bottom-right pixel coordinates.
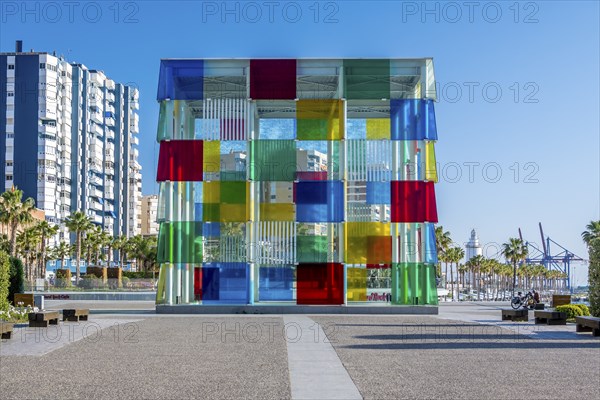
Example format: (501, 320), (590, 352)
(8, 257), (24, 303)
(0, 251), (10, 312)
(555, 304), (584, 320)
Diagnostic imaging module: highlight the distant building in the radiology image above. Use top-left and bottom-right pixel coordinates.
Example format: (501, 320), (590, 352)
(141, 195), (159, 236)
(465, 229), (483, 285)
(0, 40), (142, 246)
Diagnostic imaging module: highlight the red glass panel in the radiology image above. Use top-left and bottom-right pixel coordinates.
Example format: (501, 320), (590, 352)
(296, 171), (328, 181)
(157, 140), (203, 182)
(297, 263), (344, 305)
(194, 267), (202, 301)
(250, 59), (297, 100)
(391, 181), (438, 223)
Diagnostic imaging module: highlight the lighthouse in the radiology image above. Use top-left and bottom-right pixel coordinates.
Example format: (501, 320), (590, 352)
(465, 229), (483, 286)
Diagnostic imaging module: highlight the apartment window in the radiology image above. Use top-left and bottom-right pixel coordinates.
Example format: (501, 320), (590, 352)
(6, 161), (13, 167)
(40, 63), (46, 69)
(6, 175), (13, 181)
(6, 133), (14, 139)
(8, 64), (15, 70)
(7, 92), (14, 97)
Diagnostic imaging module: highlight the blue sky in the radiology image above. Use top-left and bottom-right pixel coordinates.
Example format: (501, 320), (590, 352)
(2, 1), (598, 284)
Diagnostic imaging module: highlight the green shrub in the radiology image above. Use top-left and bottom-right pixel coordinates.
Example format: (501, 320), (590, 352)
(555, 304), (584, 320)
(572, 303), (591, 316)
(0, 251), (10, 312)
(122, 276), (130, 288)
(8, 257), (24, 303)
(78, 276), (107, 290)
(122, 271), (154, 279)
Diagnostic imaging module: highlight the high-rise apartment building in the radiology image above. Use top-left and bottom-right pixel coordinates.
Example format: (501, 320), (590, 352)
(141, 194), (159, 236)
(0, 41), (141, 247)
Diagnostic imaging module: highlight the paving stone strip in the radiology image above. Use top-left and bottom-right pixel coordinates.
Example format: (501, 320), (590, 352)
(283, 315), (362, 400)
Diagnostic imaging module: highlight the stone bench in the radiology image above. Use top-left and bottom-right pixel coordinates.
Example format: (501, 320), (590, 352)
(63, 309), (89, 322)
(534, 310), (567, 325)
(501, 309), (528, 321)
(28, 311), (60, 328)
(1, 320), (14, 339)
(575, 316), (600, 337)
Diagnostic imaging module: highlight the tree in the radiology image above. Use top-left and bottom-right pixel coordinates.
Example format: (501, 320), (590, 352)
(466, 254), (485, 301)
(0, 251), (10, 312)
(8, 257), (24, 304)
(0, 187), (36, 256)
(582, 221), (600, 317)
(65, 211), (92, 284)
(581, 220), (600, 246)
(53, 241), (71, 269)
(34, 221), (59, 279)
(16, 226), (41, 285)
(435, 226), (452, 278)
(446, 247), (464, 301)
(502, 238), (528, 295)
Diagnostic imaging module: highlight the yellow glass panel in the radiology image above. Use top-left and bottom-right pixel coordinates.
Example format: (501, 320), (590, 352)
(220, 204), (248, 222)
(346, 222), (391, 237)
(203, 141), (220, 175)
(345, 222), (391, 263)
(366, 119), (390, 139)
(425, 141), (438, 182)
(296, 100), (344, 140)
(260, 203), (295, 221)
(203, 181), (220, 203)
(347, 268), (367, 302)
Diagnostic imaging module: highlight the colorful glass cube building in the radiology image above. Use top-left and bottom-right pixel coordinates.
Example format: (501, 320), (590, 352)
(155, 59), (439, 307)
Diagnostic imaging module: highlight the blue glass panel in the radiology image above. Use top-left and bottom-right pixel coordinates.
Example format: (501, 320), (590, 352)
(203, 222), (221, 237)
(259, 266), (295, 301)
(424, 223), (438, 264)
(202, 263), (248, 304)
(296, 181), (344, 222)
(194, 203), (203, 220)
(157, 60), (204, 100)
(390, 99), (437, 140)
(366, 182), (391, 204)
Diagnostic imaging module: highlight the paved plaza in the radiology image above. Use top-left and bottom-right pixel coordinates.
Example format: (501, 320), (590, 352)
(1, 302), (598, 399)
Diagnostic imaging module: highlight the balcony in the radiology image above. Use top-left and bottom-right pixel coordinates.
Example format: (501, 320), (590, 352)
(89, 161), (102, 173)
(90, 186), (103, 198)
(106, 130), (115, 141)
(90, 111), (102, 124)
(105, 103), (115, 114)
(39, 123), (57, 136)
(105, 117), (115, 127)
(104, 189), (114, 200)
(89, 122), (103, 136)
(131, 136), (139, 145)
(106, 80), (116, 91)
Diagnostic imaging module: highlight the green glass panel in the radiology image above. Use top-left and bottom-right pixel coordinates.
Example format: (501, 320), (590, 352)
(249, 140), (296, 181)
(220, 171), (246, 181)
(157, 222), (203, 263)
(296, 119), (329, 140)
(202, 204), (220, 222)
(344, 59), (390, 100)
(392, 262), (437, 305)
(156, 101), (170, 142)
(297, 235), (328, 263)
(220, 181), (247, 204)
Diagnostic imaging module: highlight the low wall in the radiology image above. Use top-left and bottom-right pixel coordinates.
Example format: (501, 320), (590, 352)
(41, 292), (156, 301)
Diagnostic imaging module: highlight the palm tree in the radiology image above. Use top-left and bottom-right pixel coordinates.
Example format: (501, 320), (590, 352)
(34, 220), (59, 279)
(582, 220), (600, 246)
(435, 226), (452, 278)
(113, 235), (128, 269)
(466, 254), (485, 300)
(502, 238), (528, 295)
(446, 247), (464, 301)
(16, 226), (41, 284)
(0, 187), (36, 256)
(54, 241), (71, 270)
(65, 211), (92, 284)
